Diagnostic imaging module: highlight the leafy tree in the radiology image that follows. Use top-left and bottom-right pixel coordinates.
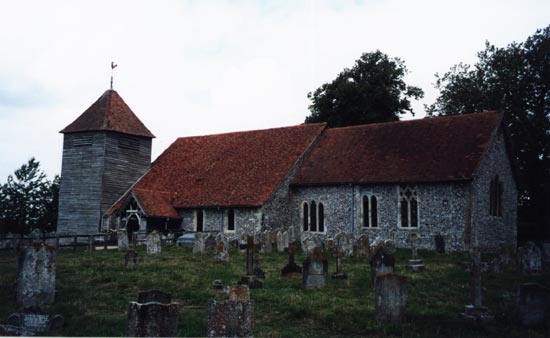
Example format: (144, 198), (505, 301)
(305, 50), (424, 127)
(427, 26), (550, 237)
(0, 158), (59, 235)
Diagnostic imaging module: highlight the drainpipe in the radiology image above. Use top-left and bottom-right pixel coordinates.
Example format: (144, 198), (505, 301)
(350, 184), (355, 234)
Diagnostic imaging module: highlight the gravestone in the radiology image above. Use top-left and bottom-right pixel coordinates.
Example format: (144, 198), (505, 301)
(238, 236), (263, 288)
(335, 232), (354, 257)
(117, 229), (129, 252)
(204, 234), (217, 252)
(356, 235), (370, 258)
(207, 285), (254, 338)
(276, 231), (285, 252)
(375, 273), (407, 323)
(406, 233), (425, 272)
(16, 242), (56, 311)
(461, 250), (493, 321)
(213, 239), (229, 263)
(193, 233), (205, 254)
(301, 233), (317, 255)
(434, 234), (445, 253)
(281, 242), (302, 278)
(516, 283), (549, 328)
(517, 242), (543, 274)
(370, 243), (395, 283)
(302, 247), (329, 289)
(287, 225), (296, 242)
(327, 238), (347, 279)
(497, 244), (515, 267)
(6, 313), (64, 336)
(146, 231), (161, 255)
(126, 295), (179, 337)
(138, 290), (172, 304)
(125, 250), (139, 267)
(282, 231), (290, 251)
(260, 233), (273, 254)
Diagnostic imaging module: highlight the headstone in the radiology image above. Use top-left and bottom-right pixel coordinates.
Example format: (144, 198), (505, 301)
(126, 301), (179, 337)
(260, 234), (272, 254)
(282, 231), (290, 251)
(497, 244), (515, 267)
(146, 231), (161, 255)
(6, 313), (64, 336)
(253, 254), (265, 279)
(204, 234), (216, 252)
(356, 235), (370, 258)
(516, 283), (549, 328)
(281, 242), (302, 278)
(238, 236), (262, 288)
(193, 233), (205, 254)
(213, 239), (229, 263)
(370, 243), (395, 283)
(374, 273), (407, 323)
(125, 250), (139, 267)
(327, 238), (347, 279)
(406, 233), (425, 272)
(461, 250), (493, 321)
(302, 247), (329, 289)
(287, 226), (296, 242)
(434, 234), (445, 253)
(335, 232), (354, 257)
(207, 285), (254, 338)
(16, 242), (56, 311)
(517, 242), (543, 274)
(117, 229), (129, 252)
(276, 231), (285, 252)
(301, 233), (317, 255)
(137, 290), (172, 304)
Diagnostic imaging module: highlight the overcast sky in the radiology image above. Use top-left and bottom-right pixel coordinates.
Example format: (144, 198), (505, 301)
(0, 0), (549, 181)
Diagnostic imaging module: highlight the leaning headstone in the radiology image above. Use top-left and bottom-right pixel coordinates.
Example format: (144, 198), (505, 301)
(282, 242), (302, 278)
(375, 273), (407, 323)
(517, 242), (543, 274)
(126, 294), (179, 337)
(6, 313), (64, 336)
(16, 242), (56, 311)
(516, 283), (549, 328)
(335, 232), (354, 257)
(462, 249), (493, 321)
(204, 234), (217, 252)
(212, 239), (229, 263)
(370, 243), (395, 283)
(117, 229), (129, 252)
(207, 285), (254, 338)
(138, 290), (172, 304)
(193, 233), (205, 254)
(276, 231), (285, 252)
(125, 250), (139, 267)
(302, 247), (329, 289)
(356, 235), (370, 258)
(434, 234), (445, 253)
(146, 231), (161, 255)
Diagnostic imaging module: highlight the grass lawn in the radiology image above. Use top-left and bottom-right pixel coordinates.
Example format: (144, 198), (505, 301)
(0, 244), (548, 337)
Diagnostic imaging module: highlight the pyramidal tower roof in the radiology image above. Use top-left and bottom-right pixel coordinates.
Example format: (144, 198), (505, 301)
(60, 89), (155, 138)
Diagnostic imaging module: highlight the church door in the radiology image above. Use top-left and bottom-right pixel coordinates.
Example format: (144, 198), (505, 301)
(126, 215), (140, 242)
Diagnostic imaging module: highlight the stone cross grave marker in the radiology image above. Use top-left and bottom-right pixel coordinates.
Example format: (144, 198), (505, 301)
(461, 249), (493, 321)
(406, 232), (425, 272)
(356, 234), (370, 258)
(302, 246), (329, 289)
(375, 273), (407, 323)
(207, 285), (254, 338)
(125, 250), (139, 267)
(517, 241), (543, 274)
(117, 229), (129, 252)
(146, 230), (161, 255)
(370, 242), (395, 283)
(281, 242), (302, 278)
(516, 283), (549, 328)
(126, 290), (179, 337)
(193, 232), (205, 254)
(16, 242), (56, 311)
(238, 235), (263, 288)
(327, 238), (347, 279)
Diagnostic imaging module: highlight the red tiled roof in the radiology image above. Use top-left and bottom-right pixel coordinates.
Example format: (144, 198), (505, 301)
(60, 89), (155, 138)
(292, 111), (502, 185)
(130, 123), (326, 210)
(133, 189), (180, 218)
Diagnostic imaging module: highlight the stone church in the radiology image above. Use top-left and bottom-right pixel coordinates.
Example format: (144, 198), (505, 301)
(57, 89), (518, 251)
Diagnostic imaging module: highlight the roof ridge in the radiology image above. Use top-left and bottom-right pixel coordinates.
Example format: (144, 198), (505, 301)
(175, 122), (326, 140)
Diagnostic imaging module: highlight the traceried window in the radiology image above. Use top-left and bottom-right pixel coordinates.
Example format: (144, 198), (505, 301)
(195, 209), (204, 232)
(227, 208), (235, 231)
(362, 195), (378, 227)
(302, 200), (324, 233)
(489, 175), (503, 217)
(399, 185), (418, 228)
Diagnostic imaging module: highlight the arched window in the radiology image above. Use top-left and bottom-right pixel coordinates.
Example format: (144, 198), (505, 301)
(362, 196), (369, 227)
(318, 203), (325, 232)
(399, 185), (418, 228)
(310, 201), (317, 232)
(371, 196), (378, 227)
(227, 208), (235, 231)
(196, 209), (204, 232)
(303, 202), (309, 231)
(490, 175), (503, 217)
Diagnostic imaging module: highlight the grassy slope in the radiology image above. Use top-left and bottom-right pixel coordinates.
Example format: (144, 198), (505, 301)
(0, 246), (548, 337)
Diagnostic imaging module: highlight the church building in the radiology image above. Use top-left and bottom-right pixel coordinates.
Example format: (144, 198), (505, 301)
(58, 89), (518, 251)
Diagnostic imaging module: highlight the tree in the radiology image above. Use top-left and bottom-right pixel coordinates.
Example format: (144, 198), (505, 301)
(0, 158), (59, 235)
(305, 50), (424, 127)
(427, 25), (550, 238)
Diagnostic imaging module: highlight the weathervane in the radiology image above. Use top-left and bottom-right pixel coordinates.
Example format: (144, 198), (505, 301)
(110, 61), (118, 90)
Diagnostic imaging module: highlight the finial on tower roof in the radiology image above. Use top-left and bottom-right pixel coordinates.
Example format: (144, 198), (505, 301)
(110, 61), (118, 90)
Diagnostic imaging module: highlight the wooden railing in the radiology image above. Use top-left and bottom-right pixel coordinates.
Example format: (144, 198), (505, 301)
(0, 233), (116, 252)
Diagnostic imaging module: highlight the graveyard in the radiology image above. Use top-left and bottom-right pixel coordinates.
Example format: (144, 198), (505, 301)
(0, 240), (548, 338)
